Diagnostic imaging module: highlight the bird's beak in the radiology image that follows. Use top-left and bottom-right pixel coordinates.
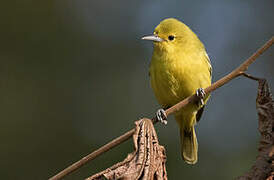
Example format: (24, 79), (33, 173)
(141, 35), (163, 42)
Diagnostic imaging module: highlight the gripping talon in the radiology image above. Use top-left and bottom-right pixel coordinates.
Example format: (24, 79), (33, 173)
(196, 88), (206, 106)
(156, 109), (167, 125)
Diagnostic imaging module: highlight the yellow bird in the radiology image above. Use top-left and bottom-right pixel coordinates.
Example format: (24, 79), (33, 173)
(142, 18), (212, 164)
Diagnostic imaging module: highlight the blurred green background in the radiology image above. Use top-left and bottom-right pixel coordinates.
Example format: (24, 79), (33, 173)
(1, 0), (273, 179)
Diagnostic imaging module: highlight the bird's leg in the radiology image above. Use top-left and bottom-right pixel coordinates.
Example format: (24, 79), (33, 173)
(196, 88), (206, 107)
(156, 109), (168, 125)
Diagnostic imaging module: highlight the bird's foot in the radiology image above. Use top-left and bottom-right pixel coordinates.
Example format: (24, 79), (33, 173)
(156, 109), (167, 125)
(196, 88), (206, 107)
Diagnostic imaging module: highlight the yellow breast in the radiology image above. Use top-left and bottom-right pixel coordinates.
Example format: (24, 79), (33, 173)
(149, 49), (211, 108)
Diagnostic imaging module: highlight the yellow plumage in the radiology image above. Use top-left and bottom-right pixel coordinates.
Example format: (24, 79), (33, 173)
(144, 18), (212, 164)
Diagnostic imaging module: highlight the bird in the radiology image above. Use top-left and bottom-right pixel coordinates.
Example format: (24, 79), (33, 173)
(142, 18), (212, 164)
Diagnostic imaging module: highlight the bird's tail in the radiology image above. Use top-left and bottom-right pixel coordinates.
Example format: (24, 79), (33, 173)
(180, 126), (198, 164)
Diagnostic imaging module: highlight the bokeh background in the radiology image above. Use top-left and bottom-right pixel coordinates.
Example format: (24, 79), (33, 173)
(1, 0), (273, 179)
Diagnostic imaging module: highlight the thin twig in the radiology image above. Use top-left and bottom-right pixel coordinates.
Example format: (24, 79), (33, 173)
(241, 72), (261, 81)
(49, 36), (273, 180)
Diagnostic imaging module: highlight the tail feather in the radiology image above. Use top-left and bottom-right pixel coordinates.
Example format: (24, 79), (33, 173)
(180, 126), (198, 164)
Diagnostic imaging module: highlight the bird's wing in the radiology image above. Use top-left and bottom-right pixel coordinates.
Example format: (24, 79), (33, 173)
(196, 52), (212, 123)
(204, 52), (212, 78)
(196, 106), (205, 122)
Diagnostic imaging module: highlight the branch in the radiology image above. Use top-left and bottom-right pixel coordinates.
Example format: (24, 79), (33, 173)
(49, 36), (274, 180)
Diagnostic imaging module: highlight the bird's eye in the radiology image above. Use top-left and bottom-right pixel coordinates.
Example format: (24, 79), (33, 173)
(168, 35), (175, 41)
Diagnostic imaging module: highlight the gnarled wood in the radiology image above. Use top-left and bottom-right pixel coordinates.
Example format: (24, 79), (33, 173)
(86, 119), (167, 180)
(236, 79), (274, 180)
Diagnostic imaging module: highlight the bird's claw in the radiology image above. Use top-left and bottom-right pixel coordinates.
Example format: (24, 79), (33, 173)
(156, 109), (167, 125)
(196, 88), (206, 106)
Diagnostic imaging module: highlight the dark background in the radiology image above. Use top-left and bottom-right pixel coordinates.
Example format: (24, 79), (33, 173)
(1, 0), (273, 179)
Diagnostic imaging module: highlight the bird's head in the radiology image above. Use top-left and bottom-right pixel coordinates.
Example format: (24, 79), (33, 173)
(142, 18), (199, 53)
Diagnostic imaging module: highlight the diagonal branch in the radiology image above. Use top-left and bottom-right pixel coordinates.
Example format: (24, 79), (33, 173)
(49, 36), (273, 180)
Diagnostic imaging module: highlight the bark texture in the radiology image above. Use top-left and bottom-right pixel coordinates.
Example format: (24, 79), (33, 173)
(87, 118), (167, 180)
(236, 79), (274, 180)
